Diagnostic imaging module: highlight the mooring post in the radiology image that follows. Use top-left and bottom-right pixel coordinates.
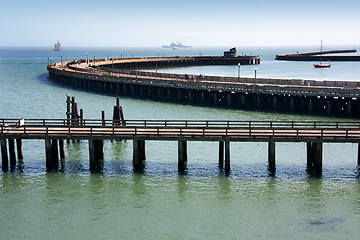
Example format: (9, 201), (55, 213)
(1, 139), (9, 171)
(102, 111), (105, 126)
(219, 141), (224, 168)
(66, 95), (71, 126)
(225, 141), (230, 173)
(268, 142), (276, 175)
(178, 140), (187, 172)
(8, 139), (16, 169)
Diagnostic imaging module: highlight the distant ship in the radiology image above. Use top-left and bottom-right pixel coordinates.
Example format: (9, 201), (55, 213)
(162, 41), (191, 49)
(52, 40), (62, 51)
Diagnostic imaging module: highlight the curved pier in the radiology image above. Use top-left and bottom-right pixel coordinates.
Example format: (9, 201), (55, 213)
(48, 56), (360, 117)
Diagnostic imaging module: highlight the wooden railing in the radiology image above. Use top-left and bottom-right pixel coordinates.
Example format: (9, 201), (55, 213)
(2, 119), (360, 142)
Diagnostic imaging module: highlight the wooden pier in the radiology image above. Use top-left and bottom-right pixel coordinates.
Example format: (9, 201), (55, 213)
(2, 119), (360, 175)
(48, 56), (360, 118)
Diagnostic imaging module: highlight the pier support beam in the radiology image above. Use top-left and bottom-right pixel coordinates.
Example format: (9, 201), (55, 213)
(268, 142), (276, 175)
(225, 141), (230, 173)
(16, 139), (23, 161)
(8, 139), (16, 169)
(219, 141), (224, 168)
(226, 93), (232, 106)
(307, 142), (323, 176)
(1, 139), (9, 171)
(59, 139), (65, 159)
(178, 141), (187, 172)
(133, 139), (146, 171)
(89, 139), (104, 171)
(45, 139), (59, 171)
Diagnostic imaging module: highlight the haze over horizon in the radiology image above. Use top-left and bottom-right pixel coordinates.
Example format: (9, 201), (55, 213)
(1, 0), (359, 48)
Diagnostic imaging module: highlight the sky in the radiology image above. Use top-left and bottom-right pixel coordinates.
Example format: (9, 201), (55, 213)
(1, 0), (359, 48)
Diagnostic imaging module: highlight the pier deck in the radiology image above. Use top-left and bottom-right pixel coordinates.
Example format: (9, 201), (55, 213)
(2, 119), (360, 175)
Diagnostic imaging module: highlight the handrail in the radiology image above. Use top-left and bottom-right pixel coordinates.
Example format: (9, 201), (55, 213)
(1, 118), (360, 129)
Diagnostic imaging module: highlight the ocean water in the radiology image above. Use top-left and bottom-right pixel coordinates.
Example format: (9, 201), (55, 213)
(1, 47), (360, 239)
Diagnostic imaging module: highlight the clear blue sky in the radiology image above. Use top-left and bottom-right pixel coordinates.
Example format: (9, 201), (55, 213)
(1, 0), (359, 48)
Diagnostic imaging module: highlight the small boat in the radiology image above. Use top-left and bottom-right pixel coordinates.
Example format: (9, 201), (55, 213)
(313, 40), (331, 68)
(314, 62), (331, 68)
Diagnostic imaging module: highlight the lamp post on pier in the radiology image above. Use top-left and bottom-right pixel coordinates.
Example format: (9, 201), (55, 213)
(254, 67), (257, 89)
(238, 63), (241, 78)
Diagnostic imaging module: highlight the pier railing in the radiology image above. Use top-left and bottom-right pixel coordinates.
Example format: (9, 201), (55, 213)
(2, 119), (360, 142)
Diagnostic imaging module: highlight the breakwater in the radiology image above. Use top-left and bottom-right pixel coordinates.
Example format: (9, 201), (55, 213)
(275, 49), (359, 61)
(48, 56), (360, 117)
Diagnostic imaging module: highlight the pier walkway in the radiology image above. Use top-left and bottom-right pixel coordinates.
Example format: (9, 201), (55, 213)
(2, 119), (360, 175)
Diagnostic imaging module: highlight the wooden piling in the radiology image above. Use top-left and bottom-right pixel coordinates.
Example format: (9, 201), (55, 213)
(307, 142), (323, 176)
(178, 141), (187, 172)
(89, 139), (104, 171)
(45, 139), (52, 170)
(16, 139), (23, 160)
(133, 139), (145, 171)
(8, 139), (16, 169)
(102, 111), (105, 126)
(51, 139), (59, 170)
(306, 142), (313, 169)
(1, 139), (9, 171)
(225, 141), (230, 173)
(226, 93), (231, 106)
(59, 139), (65, 159)
(219, 141), (224, 168)
(268, 142), (276, 175)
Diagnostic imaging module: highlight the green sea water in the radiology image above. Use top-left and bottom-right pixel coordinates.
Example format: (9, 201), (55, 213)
(1, 47), (360, 239)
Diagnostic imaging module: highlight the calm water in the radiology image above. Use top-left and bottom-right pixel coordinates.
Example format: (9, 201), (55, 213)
(1, 47), (360, 239)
